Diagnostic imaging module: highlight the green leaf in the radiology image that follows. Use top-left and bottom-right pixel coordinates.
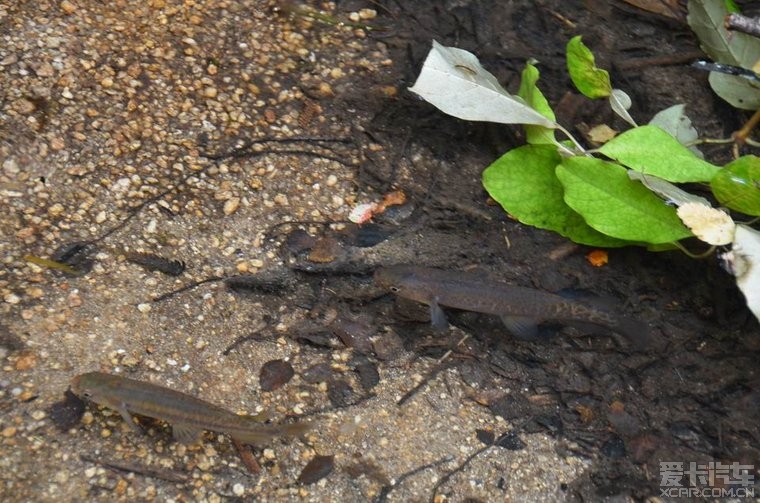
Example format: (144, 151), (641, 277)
(566, 36), (611, 99)
(687, 0), (759, 67)
(708, 72), (760, 110)
(687, 0), (760, 109)
(598, 125), (720, 182)
(711, 155), (760, 216)
(517, 61), (556, 145)
(483, 146), (629, 247)
(723, 0), (740, 13)
(556, 157), (692, 244)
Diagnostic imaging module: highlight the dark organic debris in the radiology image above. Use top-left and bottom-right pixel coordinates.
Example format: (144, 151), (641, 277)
(601, 435), (627, 458)
(49, 389), (86, 431)
(301, 363), (333, 384)
(344, 459), (391, 486)
(327, 379), (355, 408)
(331, 317), (375, 354)
(259, 359), (295, 392)
(307, 236), (344, 263)
(476, 429), (495, 446)
(0, 324), (25, 352)
(354, 360), (380, 391)
(284, 229), (317, 254)
(231, 438), (262, 474)
(298, 454), (335, 485)
(125, 252), (186, 276)
(494, 431), (526, 451)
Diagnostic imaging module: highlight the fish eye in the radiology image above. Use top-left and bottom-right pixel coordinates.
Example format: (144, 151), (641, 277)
(390, 286), (400, 293)
(81, 390), (92, 399)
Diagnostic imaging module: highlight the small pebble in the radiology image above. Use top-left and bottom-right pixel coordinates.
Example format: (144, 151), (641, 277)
(233, 484), (244, 497)
(223, 197), (240, 215)
(137, 303), (152, 313)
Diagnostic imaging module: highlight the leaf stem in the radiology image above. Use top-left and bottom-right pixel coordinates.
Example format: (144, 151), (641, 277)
(554, 124), (588, 155)
(671, 241), (716, 259)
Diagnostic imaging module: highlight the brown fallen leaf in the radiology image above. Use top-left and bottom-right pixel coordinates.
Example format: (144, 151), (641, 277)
(259, 359), (295, 392)
(298, 455), (335, 485)
(619, 0), (685, 21)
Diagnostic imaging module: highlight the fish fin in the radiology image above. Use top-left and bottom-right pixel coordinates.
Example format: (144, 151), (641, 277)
(117, 403), (143, 434)
(232, 421), (312, 446)
(430, 299), (448, 331)
(500, 315), (540, 340)
(172, 422), (203, 444)
(615, 317), (652, 350)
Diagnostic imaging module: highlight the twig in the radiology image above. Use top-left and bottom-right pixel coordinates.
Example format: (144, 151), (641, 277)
(79, 453), (188, 483)
(617, 50), (704, 71)
(429, 445), (490, 502)
(373, 455), (454, 503)
(397, 360), (456, 406)
(152, 276), (224, 302)
(726, 13), (760, 38)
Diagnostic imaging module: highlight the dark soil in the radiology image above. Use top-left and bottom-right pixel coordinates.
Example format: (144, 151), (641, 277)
(316, 0), (760, 500)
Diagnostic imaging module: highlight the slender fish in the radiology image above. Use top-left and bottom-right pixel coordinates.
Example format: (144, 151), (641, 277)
(374, 265), (651, 347)
(70, 372), (310, 444)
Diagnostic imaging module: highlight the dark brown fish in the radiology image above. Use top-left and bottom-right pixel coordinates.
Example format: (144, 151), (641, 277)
(374, 265), (651, 348)
(71, 372), (310, 444)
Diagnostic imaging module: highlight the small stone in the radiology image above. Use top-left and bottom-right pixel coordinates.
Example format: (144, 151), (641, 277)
(61, 88), (73, 99)
(15, 352), (37, 371)
(273, 193), (288, 206)
(101, 428), (111, 438)
(137, 303), (152, 313)
(31, 410), (46, 420)
(50, 137), (65, 150)
(68, 291), (82, 307)
(204, 87), (218, 98)
(4, 293), (21, 305)
(233, 484), (244, 497)
(263, 448), (276, 460)
(326, 174), (338, 186)
(359, 8), (377, 19)
(48, 203), (65, 217)
(27, 287), (44, 299)
(100, 77), (114, 88)
(60, 0), (76, 14)
(2, 427), (17, 438)
(35, 63), (55, 77)
(207, 64), (218, 75)
(223, 197), (240, 215)
(95, 211), (106, 223)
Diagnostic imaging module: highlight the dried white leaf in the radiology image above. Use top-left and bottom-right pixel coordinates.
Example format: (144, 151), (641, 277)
(628, 172), (711, 207)
(676, 202), (735, 245)
(649, 104), (703, 158)
(409, 41), (557, 127)
(609, 89), (637, 127)
(721, 224), (760, 322)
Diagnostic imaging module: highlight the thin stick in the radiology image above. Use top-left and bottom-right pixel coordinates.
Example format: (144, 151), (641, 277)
(726, 13), (760, 38)
(79, 453), (188, 483)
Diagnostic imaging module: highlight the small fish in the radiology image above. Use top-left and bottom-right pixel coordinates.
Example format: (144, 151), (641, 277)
(374, 265), (651, 348)
(24, 254), (79, 275)
(124, 252), (186, 276)
(70, 372), (310, 445)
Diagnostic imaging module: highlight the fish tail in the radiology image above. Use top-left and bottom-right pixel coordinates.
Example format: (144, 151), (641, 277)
(614, 316), (652, 349)
(231, 421), (312, 445)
